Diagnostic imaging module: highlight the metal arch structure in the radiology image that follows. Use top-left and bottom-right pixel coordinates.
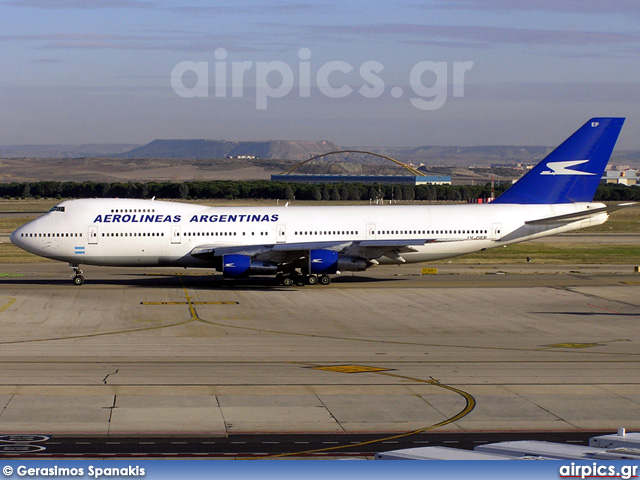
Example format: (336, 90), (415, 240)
(280, 150), (424, 177)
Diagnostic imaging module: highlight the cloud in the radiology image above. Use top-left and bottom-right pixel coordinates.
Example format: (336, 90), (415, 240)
(165, 2), (327, 16)
(0, 0), (328, 15)
(302, 23), (640, 48)
(428, 0), (640, 16)
(0, 32), (265, 52)
(467, 82), (640, 103)
(0, 0), (159, 9)
(19, 21), (623, 55)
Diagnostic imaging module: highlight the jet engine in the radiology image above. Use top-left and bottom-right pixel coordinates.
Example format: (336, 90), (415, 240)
(221, 254), (278, 276)
(309, 249), (368, 274)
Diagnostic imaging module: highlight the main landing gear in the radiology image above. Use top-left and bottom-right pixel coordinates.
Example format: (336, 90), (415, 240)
(277, 272), (331, 287)
(69, 263), (84, 286)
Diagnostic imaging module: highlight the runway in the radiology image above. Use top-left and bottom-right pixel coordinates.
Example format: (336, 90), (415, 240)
(0, 262), (638, 450)
(0, 431), (604, 458)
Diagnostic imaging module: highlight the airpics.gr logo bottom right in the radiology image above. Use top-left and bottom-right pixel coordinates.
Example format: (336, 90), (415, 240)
(559, 463), (639, 480)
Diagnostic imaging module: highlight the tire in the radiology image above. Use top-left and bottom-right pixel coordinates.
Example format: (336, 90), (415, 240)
(319, 275), (331, 285)
(73, 275), (84, 286)
(282, 276), (294, 287)
(306, 275), (318, 285)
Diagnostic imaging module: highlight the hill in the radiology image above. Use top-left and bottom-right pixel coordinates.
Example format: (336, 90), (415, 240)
(0, 144), (139, 158)
(119, 140), (342, 160)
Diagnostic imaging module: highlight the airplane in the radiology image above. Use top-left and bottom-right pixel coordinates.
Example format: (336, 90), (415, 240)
(10, 117), (634, 286)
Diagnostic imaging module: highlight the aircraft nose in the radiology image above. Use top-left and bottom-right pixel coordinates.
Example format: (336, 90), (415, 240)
(10, 226), (26, 248)
(10, 228), (20, 246)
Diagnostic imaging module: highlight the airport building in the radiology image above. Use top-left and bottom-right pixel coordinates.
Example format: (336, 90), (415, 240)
(272, 150), (451, 185)
(601, 169), (640, 185)
(270, 174), (451, 185)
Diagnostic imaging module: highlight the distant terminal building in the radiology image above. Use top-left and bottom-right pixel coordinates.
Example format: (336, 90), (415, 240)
(270, 174), (450, 185)
(271, 150), (451, 185)
(602, 169), (639, 186)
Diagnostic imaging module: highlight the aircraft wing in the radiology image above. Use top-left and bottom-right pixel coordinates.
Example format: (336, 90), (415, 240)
(191, 241), (350, 260)
(189, 238), (450, 265)
(525, 202), (636, 226)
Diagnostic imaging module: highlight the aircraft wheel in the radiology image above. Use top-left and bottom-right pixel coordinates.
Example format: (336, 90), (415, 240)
(73, 275), (85, 286)
(306, 275), (318, 285)
(282, 276), (294, 287)
(319, 275), (331, 286)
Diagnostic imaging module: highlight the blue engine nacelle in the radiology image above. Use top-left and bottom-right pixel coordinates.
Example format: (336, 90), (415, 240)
(222, 254), (278, 277)
(309, 249), (339, 274)
(309, 250), (368, 274)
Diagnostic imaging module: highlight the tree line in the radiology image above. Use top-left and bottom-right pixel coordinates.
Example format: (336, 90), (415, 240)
(1, 180), (639, 202)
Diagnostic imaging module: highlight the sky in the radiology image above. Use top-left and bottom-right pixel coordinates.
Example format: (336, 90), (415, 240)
(1, 0), (640, 148)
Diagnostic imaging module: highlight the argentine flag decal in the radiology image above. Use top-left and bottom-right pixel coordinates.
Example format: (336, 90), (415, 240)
(74, 246), (85, 255)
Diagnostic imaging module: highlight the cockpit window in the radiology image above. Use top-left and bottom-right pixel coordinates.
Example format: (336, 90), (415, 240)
(49, 206), (66, 212)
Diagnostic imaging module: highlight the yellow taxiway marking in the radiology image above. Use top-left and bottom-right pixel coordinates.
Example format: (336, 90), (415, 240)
(545, 342), (602, 349)
(140, 301), (238, 305)
(177, 276), (201, 321)
(542, 338), (630, 350)
(0, 318), (195, 345)
(0, 297), (16, 314)
(256, 366), (476, 459)
(311, 364), (391, 374)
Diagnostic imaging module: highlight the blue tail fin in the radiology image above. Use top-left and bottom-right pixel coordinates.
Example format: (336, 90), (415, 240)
(492, 117), (625, 204)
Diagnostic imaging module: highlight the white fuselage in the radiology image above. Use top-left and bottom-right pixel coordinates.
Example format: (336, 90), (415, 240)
(11, 198), (608, 268)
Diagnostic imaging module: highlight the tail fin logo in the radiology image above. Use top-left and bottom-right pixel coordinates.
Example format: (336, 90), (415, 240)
(540, 159), (596, 176)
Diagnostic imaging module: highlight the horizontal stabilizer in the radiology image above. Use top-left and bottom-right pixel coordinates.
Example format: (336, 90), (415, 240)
(525, 203), (636, 226)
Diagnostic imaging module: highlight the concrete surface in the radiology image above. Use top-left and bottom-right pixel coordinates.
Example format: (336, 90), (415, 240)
(0, 262), (638, 435)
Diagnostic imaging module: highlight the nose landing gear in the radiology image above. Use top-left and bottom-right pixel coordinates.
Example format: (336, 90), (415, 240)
(69, 263), (84, 286)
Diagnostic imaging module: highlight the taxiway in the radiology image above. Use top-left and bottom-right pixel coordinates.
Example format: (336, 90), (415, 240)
(0, 262), (637, 443)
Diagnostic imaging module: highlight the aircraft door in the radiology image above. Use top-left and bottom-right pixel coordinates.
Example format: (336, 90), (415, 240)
(366, 223), (376, 239)
(492, 223), (502, 240)
(277, 224), (286, 243)
(88, 225), (98, 245)
(171, 225), (181, 244)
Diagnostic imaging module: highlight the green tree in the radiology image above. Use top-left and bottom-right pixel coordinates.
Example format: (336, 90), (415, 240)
(340, 185), (349, 201)
(393, 185), (403, 201)
(322, 185), (331, 201)
(285, 185), (295, 200)
(402, 185), (415, 201)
